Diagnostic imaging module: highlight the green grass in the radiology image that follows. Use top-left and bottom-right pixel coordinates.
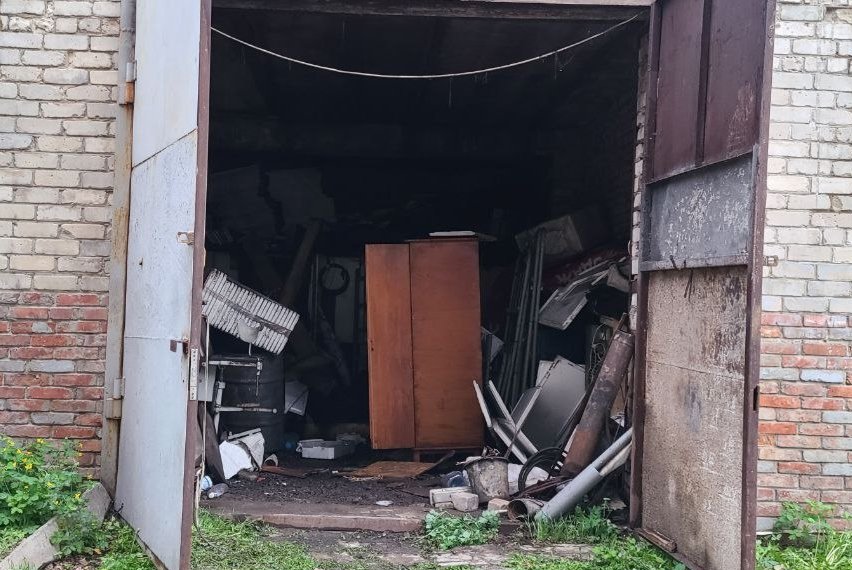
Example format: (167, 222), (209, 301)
(0, 526), (35, 558)
(530, 505), (619, 544)
(756, 501), (852, 570)
(509, 536), (685, 570)
(517, 506), (684, 570)
(190, 510), (315, 570)
(423, 510), (500, 550)
(99, 519), (156, 570)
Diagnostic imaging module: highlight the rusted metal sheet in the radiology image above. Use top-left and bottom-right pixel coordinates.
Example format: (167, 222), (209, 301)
(633, 0), (772, 567)
(202, 269), (299, 354)
(642, 154), (754, 271)
(651, 0), (703, 180)
(702, 0), (766, 164)
(641, 267), (747, 570)
(410, 239), (483, 450)
(365, 244), (416, 450)
(561, 330), (633, 476)
(115, 131), (199, 570)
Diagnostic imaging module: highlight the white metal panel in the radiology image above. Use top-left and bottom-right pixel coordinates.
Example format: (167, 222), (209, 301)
(132, 1), (200, 166)
(116, 131), (198, 570)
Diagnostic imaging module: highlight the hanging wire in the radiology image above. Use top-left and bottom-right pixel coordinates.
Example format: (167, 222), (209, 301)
(211, 14), (640, 80)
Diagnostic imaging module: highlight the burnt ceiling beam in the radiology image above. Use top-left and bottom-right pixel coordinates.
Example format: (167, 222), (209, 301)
(211, 116), (564, 157)
(213, 0), (651, 22)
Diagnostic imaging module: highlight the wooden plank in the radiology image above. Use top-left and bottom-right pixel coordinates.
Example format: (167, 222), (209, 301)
(366, 244), (416, 449)
(350, 460), (437, 478)
(212, 0), (651, 21)
(410, 239), (483, 449)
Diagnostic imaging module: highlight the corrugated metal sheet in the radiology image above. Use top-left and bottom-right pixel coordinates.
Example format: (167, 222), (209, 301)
(202, 269), (299, 354)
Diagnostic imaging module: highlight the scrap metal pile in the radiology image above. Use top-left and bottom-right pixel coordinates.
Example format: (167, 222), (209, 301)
(438, 213), (634, 521)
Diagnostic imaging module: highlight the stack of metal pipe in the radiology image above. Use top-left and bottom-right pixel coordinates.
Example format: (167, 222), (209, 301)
(495, 230), (545, 407)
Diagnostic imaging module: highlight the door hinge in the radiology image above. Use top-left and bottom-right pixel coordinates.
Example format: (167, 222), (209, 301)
(189, 348), (200, 401)
(105, 377), (125, 420)
(170, 337), (189, 354)
(118, 61), (136, 105)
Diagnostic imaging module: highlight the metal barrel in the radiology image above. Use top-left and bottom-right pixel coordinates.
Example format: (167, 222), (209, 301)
(219, 354), (286, 450)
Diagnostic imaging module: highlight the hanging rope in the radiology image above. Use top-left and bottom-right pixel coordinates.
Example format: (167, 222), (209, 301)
(211, 14), (640, 80)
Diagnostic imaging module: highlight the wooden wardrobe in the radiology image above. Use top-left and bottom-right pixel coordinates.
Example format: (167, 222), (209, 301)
(366, 238), (483, 452)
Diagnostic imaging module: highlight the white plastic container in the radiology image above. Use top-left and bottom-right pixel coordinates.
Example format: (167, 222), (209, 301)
(298, 439), (355, 460)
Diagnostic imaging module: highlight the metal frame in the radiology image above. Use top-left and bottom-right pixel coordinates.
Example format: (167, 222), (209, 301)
(212, 0), (653, 21)
(105, 0), (773, 565)
(101, 0), (136, 497)
(181, 0), (212, 567)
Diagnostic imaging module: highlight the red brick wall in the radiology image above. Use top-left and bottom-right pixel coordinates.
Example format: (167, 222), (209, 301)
(758, 314), (852, 529)
(1, 291), (107, 472)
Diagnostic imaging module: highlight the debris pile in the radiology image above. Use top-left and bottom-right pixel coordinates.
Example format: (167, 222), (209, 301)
(194, 165), (633, 529)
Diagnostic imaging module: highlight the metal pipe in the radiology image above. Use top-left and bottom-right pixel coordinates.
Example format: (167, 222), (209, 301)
(591, 427), (634, 471)
(561, 330), (635, 475)
(496, 257), (522, 394)
(526, 231), (545, 392)
(508, 498), (545, 521)
(506, 246), (532, 404)
(537, 432), (633, 521)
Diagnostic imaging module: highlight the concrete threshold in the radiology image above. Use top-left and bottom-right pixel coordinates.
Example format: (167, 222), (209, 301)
(206, 499), (428, 533)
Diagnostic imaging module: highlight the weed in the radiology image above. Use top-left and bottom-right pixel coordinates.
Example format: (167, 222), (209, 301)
(0, 436), (89, 528)
(190, 510), (315, 570)
(514, 506), (684, 570)
(757, 501), (852, 570)
(423, 510), (500, 550)
(1, 526), (35, 558)
(99, 518), (156, 570)
(51, 508), (109, 557)
(508, 536), (685, 570)
(530, 505), (619, 544)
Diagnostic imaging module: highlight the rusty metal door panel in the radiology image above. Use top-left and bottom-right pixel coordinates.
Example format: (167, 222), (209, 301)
(132, 2), (200, 166)
(642, 154), (753, 271)
(642, 267), (747, 570)
(633, 1), (774, 568)
(703, 0), (766, 164)
(116, 131), (198, 570)
(651, 0), (703, 180)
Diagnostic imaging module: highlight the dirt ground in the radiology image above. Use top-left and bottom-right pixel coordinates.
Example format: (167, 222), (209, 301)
(272, 526), (592, 569)
(209, 453), (449, 508)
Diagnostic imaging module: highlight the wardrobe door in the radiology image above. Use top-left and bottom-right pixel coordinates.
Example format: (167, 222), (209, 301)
(366, 244), (415, 449)
(410, 239), (483, 449)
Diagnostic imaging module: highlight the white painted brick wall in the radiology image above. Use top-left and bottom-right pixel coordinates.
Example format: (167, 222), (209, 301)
(0, 0), (118, 470)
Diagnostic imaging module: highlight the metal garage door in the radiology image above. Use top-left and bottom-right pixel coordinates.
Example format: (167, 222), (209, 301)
(630, 1), (774, 569)
(114, 0), (210, 568)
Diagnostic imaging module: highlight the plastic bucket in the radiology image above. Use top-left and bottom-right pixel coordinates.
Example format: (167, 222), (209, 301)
(464, 457), (510, 503)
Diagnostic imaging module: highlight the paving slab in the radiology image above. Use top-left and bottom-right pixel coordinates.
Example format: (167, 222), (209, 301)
(207, 498), (428, 533)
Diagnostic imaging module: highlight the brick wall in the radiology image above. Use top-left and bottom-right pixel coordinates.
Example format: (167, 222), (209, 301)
(758, 0), (852, 529)
(0, 0), (118, 472)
